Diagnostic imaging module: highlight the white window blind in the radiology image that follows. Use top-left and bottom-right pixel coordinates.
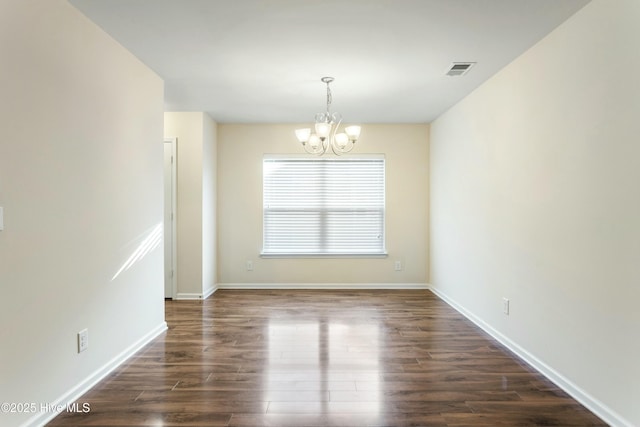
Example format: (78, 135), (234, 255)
(263, 156), (386, 256)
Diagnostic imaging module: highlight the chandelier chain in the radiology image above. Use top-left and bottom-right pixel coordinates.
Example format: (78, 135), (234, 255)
(326, 81), (332, 116)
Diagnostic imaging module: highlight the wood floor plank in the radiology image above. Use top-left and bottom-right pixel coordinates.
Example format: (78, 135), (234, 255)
(47, 290), (607, 426)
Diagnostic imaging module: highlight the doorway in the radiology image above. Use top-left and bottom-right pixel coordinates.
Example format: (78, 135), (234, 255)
(163, 137), (177, 299)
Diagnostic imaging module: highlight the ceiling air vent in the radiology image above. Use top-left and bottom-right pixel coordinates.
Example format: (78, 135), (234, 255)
(446, 62), (476, 77)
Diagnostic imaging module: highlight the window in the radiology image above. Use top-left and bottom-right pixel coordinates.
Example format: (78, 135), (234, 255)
(262, 156), (386, 256)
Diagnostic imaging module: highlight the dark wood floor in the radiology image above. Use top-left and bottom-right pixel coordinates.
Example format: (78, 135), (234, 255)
(49, 290), (606, 426)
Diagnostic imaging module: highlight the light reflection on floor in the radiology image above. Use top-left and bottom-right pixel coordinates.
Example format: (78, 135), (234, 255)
(266, 315), (381, 416)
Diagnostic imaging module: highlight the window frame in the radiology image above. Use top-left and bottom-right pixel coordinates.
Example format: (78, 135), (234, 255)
(261, 154), (387, 258)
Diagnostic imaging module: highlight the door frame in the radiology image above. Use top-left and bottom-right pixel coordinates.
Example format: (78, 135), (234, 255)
(164, 137), (178, 299)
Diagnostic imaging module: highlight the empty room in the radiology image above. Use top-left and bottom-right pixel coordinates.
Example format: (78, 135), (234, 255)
(0, 0), (638, 426)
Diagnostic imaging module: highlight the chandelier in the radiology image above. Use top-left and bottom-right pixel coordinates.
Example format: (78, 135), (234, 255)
(295, 77), (361, 155)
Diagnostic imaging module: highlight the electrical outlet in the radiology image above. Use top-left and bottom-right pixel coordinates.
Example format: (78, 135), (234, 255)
(502, 298), (510, 315)
(394, 260), (402, 271)
(78, 329), (89, 353)
(246, 260), (253, 271)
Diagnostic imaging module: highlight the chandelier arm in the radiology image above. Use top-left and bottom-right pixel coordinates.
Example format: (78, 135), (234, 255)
(323, 137), (330, 155)
(302, 140), (329, 156)
(341, 142), (356, 154)
(330, 116), (342, 148)
(302, 143), (324, 156)
(331, 139), (355, 155)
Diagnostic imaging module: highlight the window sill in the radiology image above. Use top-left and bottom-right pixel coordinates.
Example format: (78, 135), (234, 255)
(260, 253), (388, 259)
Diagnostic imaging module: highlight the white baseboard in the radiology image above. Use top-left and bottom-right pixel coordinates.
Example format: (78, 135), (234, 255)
(175, 292), (203, 300)
(24, 322), (167, 427)
(175, 285), (218, 300)
(203, 284), (217, 299)
(217, 282), (429, 290)
(428, 285), (632, 427)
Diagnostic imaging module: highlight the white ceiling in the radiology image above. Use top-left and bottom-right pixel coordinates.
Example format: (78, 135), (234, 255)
(69, 0), (590, 123)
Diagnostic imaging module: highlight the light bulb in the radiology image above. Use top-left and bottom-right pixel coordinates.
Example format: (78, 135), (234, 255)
(308, 134), (320, 149)
(295, 128), (311, 143)
(334, 133), (349, 148)
(344, 125), (361, 140)
(315, 122), (332, 139)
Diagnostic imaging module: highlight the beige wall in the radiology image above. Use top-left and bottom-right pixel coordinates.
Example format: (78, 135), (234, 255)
(430, 1), (639, 426)
(217, 124), (429, 285)
(0, 1), (165, 426)
(164, 112), (217, 298)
